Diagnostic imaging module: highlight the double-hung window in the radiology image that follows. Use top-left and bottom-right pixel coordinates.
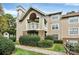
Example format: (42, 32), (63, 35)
(68, 17), (79, 24)
(68, 27), (79, 35)
(52, 15), (60, 21)
(52, 23), (59, 30)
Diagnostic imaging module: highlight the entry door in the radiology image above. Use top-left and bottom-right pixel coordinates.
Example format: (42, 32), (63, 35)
(52, 34), (59, 40)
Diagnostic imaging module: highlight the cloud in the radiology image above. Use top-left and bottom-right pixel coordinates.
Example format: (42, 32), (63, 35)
(4, 8), (17, 17)
(64, 3), (79, 6)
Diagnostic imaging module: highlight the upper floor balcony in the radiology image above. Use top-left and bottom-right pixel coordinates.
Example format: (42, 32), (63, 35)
(26, 22), (47, 31)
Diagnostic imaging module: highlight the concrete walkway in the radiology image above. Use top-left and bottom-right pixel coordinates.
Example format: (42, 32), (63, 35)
(16, 45), (66, 55)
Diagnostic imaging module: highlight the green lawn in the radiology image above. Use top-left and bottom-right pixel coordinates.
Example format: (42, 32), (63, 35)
(46, 43), (65, 52)
(14, 48), (44, 55)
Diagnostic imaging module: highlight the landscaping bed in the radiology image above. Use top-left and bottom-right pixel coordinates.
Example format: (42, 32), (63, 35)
(46, 43), (65, 52)
(18, 35), (65, 53)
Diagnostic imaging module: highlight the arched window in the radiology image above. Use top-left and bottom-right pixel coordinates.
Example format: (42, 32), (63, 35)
(29, 13), (36, 20)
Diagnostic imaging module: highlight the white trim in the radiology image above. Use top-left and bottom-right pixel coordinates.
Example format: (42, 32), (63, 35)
(68, 17), (79, 24)
(51, 14), (60, 21)
(68, 27), (79, 35)
(51, 23), (60, 30)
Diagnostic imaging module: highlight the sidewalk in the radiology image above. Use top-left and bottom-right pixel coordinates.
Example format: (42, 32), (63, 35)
(16, 45), (66, 55)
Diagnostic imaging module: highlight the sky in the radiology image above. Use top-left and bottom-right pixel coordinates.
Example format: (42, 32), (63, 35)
(2, 3), (79, 17)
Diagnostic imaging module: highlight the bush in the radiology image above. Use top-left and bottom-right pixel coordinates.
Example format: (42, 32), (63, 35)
(19, 35), (40, 46)
(45, 35), (53, 40)
(10, 36), (16, 42)
(38, 40), (53, 48)
(54, 40), (63, 44)
(66, 42), (79, 53)
(0, 36), (15, 55)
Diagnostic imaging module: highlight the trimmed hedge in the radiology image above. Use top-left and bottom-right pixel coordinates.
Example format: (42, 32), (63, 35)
(54, 40), (63, 44)
(0, 36), (15, 55)
(10, 37), (16, 42)
(19, 35), (40, 46)
(38, 40), (53, 48)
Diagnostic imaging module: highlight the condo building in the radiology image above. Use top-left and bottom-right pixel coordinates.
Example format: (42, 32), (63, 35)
(16, 6), (79, 43)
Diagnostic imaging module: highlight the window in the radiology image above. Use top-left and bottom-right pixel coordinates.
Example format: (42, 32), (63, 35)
(52, 16), (58, 19)
(30, 13), (36, 20)
(68, 28), (79, 35)
(68, 17), (79, 24)
(52, 34), (59, 40)
(29, 22), (38, 29)
(52, 23), (59, 30)
(52, 15), (60, 21)
(68, 40), (78, 43)
(66, 40), (78, 46)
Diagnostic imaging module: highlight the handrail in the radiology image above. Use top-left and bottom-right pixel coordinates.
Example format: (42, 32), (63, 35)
(64, 44), (79, 55)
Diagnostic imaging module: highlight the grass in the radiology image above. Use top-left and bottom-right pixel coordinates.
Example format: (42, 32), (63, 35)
(14, 48), (44, 55)
(46, 43), (65, 52)
(15, 41), (65, 53)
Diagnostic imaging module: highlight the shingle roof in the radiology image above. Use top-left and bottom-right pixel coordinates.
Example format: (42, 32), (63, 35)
(46, 12), (62, 16)
(62, 12), (79, 18)
(19, 7), (46, 22)
(17, 6), (62, 22)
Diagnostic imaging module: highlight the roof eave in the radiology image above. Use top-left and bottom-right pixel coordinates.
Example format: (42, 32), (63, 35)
(19, 7), (46, 22)
(46, 12), (62, 16)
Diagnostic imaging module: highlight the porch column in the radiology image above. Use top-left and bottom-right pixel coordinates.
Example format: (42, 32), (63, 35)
(38, 30), (45, 40)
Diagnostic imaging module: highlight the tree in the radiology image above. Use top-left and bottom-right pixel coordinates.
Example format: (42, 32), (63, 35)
(0, 3), (4, 15)
(0, 3), (8, 35)
(3, 14), (16, 36)
(0, 15), (8, 34)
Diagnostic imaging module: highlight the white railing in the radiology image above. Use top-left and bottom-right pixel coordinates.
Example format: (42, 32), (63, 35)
(28, 22), (39, 30)
(27, 22), (47, 31)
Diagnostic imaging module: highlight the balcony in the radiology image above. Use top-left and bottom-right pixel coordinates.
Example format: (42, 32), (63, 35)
(27, 22), (39, 30)
(26, 22), (47, 31)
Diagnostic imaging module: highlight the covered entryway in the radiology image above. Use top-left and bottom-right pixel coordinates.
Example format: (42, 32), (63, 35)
(27, 30), (38, 35)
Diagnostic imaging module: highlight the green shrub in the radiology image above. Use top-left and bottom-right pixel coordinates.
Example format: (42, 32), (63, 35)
(45, 35), (53, 40)
(19, 35), (29, 45)
(19, 35), (40, 46)
(66, 42), (79, 53)
(38, 40), (53, 48)
(75, 44), (79, 53)
(54, 40), (63, 44)
(10, 37), (16, 42)
(0, 36), (15, 55)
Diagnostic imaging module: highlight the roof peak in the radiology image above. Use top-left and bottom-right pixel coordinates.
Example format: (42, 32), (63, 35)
(17, 5), (26, 11)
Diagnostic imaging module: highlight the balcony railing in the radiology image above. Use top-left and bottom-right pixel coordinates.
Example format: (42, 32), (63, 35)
(27, 22), (47, 31)
(28, 22), (39, 30)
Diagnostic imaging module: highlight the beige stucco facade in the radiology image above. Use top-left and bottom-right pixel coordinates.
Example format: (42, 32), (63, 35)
(16, 6), (79, 43)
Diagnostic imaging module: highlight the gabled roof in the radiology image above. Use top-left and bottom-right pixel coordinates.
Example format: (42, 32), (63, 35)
(62, 12), (79, 18)
(47, 12), (62, 16)
(19, 7), (46, 22)
(17, 5), (26, 11)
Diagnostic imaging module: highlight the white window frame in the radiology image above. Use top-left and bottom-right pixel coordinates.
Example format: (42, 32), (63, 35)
(51, 23), (59, 30)
(66, 40), (78, 46)
(52, 34), (59, 40)
(51, 15), (60, 21)
(28, 22), (38, 29)
(68, 27), (79, 35)
(68, 17), (79, 24)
